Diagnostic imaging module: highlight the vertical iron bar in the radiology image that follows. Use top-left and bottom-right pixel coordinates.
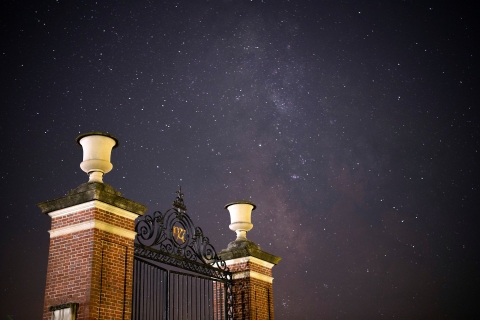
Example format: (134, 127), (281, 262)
(151, 264), (154, 320)
(209, 278), (211, 320)
(143, 263), (145, 320)
(179, 274), (183, 320)
(174, 273), (177, 320)
(132, 259), (136, 319)
(190, 276), (193, 319)
(141, 261), (145, 320)
(187, 275), (190, 320)
(198, 277), (201, 320)
(207, 278), (210, 320)
(185, 274), (188, 319)
(182, 274), (185, 319)
(162, 268), (165, 320)
(176, 273), (179, 320)
(195, 277), (198, 320)
(154, 265), (158, 320)
(201, 278), (204, 320)
(184, 274), (186, 319)
(166, 269), (170, 320)
(175, 273), (178, 320)
(136, 259), (139, 319)
(141, 261), (144, 320)
(146, 263), (149, 320)
(205, 278), (208, 320)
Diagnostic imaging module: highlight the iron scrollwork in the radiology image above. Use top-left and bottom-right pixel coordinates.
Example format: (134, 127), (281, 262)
(134, 188), (231, 281)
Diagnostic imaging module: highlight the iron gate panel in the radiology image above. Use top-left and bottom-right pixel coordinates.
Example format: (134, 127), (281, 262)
(169, 268), (225, 319)
(132, 259), (168, 319)
(132, 189), (233, 320)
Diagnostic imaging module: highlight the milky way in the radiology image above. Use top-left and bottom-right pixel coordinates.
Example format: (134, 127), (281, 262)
(1, 1), (478, 318)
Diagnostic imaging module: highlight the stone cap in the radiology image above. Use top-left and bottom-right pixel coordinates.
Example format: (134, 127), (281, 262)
(75, 132), (119, 148)
(38, 182), (147, 216)
(224, 200), (256, 210)
(219, 239), (281, 265)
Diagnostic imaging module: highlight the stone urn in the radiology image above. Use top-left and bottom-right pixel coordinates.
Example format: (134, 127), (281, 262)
(76, 132), (119, 183)
(225, 200), (256, 240)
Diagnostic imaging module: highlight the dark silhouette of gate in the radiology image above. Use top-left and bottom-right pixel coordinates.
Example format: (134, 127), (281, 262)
(132, 189), (233, 320)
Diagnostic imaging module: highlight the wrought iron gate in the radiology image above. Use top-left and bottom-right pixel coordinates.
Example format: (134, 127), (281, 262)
(132, 189), (233, 320)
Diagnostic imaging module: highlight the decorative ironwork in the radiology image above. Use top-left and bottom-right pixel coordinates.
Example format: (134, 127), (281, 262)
(133, 188), (233, 319)
(135, 189), (230, 280)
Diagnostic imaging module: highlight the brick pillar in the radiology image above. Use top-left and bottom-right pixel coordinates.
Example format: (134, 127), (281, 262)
(38, 182), (146, 320)
(219, 240), (281, 320)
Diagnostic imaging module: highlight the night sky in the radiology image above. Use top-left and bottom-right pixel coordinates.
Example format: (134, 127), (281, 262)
(1, 0), (479, 319)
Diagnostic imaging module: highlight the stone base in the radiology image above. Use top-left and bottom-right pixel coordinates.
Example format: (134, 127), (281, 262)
(219, 239), (281, 265)
(38, 182), (146, 215)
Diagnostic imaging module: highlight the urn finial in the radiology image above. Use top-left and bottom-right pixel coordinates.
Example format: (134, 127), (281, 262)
(76, 132), (119, 183)
(225, 200), (256, 241)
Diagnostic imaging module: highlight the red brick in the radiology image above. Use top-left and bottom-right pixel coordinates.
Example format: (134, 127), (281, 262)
(43, 205), (137, 320)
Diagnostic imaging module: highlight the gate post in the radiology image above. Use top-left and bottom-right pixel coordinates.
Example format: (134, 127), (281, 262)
(219, 202), (281, 320)
(38, 133), (147, 320)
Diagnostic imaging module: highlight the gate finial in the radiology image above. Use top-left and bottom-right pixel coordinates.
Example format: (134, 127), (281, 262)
(173, 186), (187, 211)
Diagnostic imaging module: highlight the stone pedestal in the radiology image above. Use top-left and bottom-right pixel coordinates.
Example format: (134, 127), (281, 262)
(219, 240), (281, 320)
(39, 182), (146, 320)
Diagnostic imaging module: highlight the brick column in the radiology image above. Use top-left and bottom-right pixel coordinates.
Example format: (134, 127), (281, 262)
(219, 240), (281, 320)
(38, 182), (146, 320)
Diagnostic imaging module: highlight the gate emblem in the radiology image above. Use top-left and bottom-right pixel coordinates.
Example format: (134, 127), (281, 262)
(172, 225), (186, 243)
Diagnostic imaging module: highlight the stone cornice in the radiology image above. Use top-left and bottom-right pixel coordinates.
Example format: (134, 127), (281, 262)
(219, 239), (281, 265)
(225, 256), (275, 268)
(47, 200), (139, 220)
(38, 182), (147, 216)
(231, 270), (274, 283)
(48, 219), (136, 239)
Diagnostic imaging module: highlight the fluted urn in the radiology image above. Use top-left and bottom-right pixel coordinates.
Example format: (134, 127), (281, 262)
(225, 200), (256, 240)
(76, 132), (119, 183)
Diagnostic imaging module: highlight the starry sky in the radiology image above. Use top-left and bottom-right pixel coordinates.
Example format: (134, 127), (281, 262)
(1, 0), (479, 319)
